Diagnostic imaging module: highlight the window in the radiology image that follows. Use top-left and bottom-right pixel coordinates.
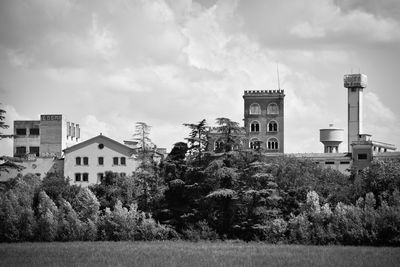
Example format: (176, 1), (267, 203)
(340, 161), (350, 165)
(120, 172), (126, 177)
(358, 154), (368, 160)
(267, 138), (279, 150)
(250, 121), (260, 132)
(16, 146), (26, 156)
(29, 128), (39, 135)
(97, 173), (104, 183)
(250, 139), (261, 150)
(16, 128), (26, 135)
(75, 173), (81, 182)
(267, 103), (279, 114)
(98, 143), (104, 149)
(29, 146), (40, 156)
(113, 157), (119, 165)
(325, 161), (335, 165)
(214, 140), (224, 151)
(76, 157), (81, 165)
(82, 173), (89, 182)
(120, 157), (126, 165)
(83, 157), (89, 165)
(268, 121), (278, 132)
(249, 103), (261, 115)
(98, 157), (104, 165)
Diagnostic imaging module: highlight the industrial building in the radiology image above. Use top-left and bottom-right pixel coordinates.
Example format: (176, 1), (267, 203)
(1, 73), (399, 183)
(13, 114), (80, 158)
(208, 73), (398, 173)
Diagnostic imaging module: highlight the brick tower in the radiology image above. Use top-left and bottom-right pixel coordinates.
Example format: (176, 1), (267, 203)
(243, 90), (285, 153)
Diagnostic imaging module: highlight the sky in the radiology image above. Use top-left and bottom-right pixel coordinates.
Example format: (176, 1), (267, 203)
(1, 0), (400, 155)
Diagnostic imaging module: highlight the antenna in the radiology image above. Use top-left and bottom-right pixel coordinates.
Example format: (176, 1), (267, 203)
(276, 63), (281, 90)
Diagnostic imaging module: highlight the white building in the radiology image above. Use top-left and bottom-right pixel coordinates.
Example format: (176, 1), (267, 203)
(63, 134), (140, 186)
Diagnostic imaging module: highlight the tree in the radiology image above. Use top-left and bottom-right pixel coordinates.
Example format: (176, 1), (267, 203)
(0, 104), (13, 139)
(183, 119), (208, 163)
(133, 122), (155, 158)
(36, 191), (59, 241)
(215, 118), (242, 152)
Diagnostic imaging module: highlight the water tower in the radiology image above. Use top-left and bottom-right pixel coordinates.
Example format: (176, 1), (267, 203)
(320, 124), (344, 153)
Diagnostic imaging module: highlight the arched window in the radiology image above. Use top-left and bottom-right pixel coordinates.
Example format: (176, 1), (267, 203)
(250, 138), (261, 150)
(267, 103), (279, 114)
(250, 121), (260, 132)
(214, 140), (224, 151)
(268, 121), (278, 132)
(267, 138), (279, 150)
(250, 103), (261, 115)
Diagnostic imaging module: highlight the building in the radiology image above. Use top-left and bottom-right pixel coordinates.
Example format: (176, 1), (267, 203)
(243, 90), (285, 152)
(0, 156), (64, 182)
(13, 114), (80, 158)
(207, 74), (398, 173)
(63, 134), (139, 186)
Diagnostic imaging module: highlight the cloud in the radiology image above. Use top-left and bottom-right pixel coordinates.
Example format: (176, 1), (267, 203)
(1, 0), (399, 155)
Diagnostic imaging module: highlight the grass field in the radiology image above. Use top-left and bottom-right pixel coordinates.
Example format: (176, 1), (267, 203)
(1, 241), (400, 267)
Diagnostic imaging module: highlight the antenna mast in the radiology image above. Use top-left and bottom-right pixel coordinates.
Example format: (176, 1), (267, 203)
(277, 63), (281, 90)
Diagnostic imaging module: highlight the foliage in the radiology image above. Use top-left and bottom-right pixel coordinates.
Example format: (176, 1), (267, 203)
(98, 200), (176, 241)
(214, 117), (242, 152)
(36, 191), (59, 241)
(0, 104), (14, 139)
(132, 122), (155, 159)
(183, 119), (208, 164)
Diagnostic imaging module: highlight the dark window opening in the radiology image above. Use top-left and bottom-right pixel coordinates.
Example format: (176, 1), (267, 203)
(267, 139), (279, 150)
(29, 128), (39, 135)
(340, 161), (350, 165)
(29, 146), (40, 156)
(358, 154), (368, 160)
(16, 128), (27, 135)
(82, 173), (89, 182)
(16, 146), (26, 156)
(98, 143), (104, 149)
(325, 161), (335, 165)
(113, 157), (119, 165)
(75, 173), (81, 182)
(120, 172), (126, 177)
(76, 157), (81, 165)
(98, 157), (104, 165)
(83, 157), (89, 165)
(120, 157), (126, 165)
(250, 122), (260, 132)
(250, 140), (261, 150)
(268, 122), (278, 132)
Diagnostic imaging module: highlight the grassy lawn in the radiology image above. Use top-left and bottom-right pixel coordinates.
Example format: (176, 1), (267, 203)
(1, 241), (400, 267)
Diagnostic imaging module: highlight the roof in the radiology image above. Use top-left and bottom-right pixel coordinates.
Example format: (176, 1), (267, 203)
(63, 134), (135, 156)
(375, 152), (400, 158)
(288, 153), (351, 160)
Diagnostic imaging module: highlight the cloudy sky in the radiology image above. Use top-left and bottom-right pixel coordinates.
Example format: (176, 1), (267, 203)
(1, 0), (400, 155)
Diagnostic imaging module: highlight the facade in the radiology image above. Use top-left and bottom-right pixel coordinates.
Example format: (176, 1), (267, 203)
(14, 114), (80, 158)
(63, 134), (139, 186)
(0, 157), (64, 182)
(243, 90), (285, 152)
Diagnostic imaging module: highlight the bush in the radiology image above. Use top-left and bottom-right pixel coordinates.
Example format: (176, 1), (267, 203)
(182, 220), (219, 241)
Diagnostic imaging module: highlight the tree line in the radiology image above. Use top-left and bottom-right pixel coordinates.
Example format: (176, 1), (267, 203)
(1, 118), (400, 245)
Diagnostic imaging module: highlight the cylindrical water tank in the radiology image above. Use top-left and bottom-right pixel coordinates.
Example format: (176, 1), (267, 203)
(320, 124), (344, 144)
